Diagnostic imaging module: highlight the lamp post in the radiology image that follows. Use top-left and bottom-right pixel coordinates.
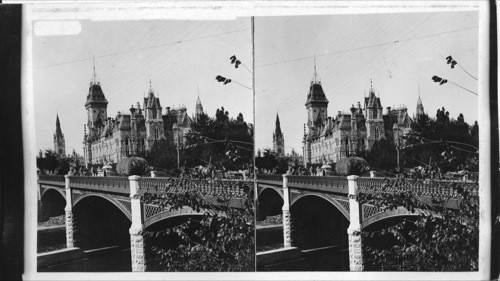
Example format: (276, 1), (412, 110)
(393, 123), (400, 168)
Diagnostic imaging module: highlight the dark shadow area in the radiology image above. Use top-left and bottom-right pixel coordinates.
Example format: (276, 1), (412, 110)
(39, 189), (65, 221)
(291, 196), (349, 250)
(73, 196), (131, 250)
(257, 188), (283, 221)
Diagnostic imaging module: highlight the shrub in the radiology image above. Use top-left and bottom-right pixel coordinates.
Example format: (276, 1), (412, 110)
(116, 157), (149, 176)
(335, 156), (370, 176)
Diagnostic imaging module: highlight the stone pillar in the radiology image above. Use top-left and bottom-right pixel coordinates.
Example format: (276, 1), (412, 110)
(64, 175), (75, 248)
(129, 175), (147, 272)
(347, 175), (363, 271)
(282, 174), (292, 248)
(150, 171), (156, 178)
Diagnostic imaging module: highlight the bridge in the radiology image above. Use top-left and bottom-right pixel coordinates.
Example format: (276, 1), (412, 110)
(256, 174), (478, 271)
(37, 174), (249, 272)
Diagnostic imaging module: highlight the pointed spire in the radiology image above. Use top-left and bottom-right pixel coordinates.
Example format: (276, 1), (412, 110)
(313, 56), (317, 83)
(149, 79), (152, 93)
(370, 79), (373, 92)
(55, 114), (63, 138)
(92, 55), (96, 84)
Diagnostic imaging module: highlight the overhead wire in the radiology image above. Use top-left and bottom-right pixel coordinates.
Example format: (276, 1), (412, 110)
(34, 27), (250, 69)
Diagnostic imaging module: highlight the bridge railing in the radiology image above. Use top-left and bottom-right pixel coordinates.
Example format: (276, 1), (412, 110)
(69, 176), (130, 195)
(38, 175), (250, 198)
(255, 174), (283, 184)
(38, 174), (66, 186)
(357, 177), (478, 197)
(287, 175), (349, 194)
(256, 174), (478, 198)
(138, 177), (249, 198)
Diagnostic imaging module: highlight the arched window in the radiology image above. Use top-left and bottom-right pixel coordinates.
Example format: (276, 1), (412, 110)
(125, 138), (130, 156)
(155, 126), (160, 140)
(141, 138), (146, 153)
(375, 126), (380, 140)
(345, 137), (350, 157)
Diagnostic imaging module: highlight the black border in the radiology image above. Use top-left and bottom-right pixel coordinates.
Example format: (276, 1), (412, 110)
(0, 4), (24, 281)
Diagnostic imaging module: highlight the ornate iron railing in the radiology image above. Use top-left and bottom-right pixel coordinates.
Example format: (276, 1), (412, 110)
(256, 174), (478, 198)
(287, 175), (349, 194)
(69, 176), (130, 194)
(357, 177), (478, 197)
(138, 177), (250, 198)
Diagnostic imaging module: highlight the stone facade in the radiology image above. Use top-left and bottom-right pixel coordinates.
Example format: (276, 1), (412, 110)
(130, 233), (147, 272)
(82, 71), (199, 167)
(303, 77), (416, 166)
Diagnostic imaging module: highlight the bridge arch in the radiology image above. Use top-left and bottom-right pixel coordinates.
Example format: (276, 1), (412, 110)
(40, 186), (66, 200)
(72, 195), (132, 251)
(290, 195), (349, 256)
(143, 206), (204, 229)
(291, 192), (350, 221)
(257, 187), (284, 221)
(74, 193), (131, 221)
(40, 188), (66, 221)
(362, 207), (424, 229)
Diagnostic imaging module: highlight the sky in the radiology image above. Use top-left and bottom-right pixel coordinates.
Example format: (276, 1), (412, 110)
(33, 18), (252, 156)
(255, 11), (479, 155)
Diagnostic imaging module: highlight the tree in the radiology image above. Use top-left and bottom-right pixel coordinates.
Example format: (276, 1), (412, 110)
(255, 149), (278, 172)
(143, 139), (178, 171)
(335, 156), (370, 176)
(364, 139), (397, 171)
(402, 108), (478, 173)
(37, 149), (64, 174)
(359, 178), (478, 271)
(142, 181), (254, 271)
(183, 108), (253, 171)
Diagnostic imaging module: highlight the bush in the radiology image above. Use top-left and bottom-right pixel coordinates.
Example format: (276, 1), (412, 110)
(335, 156), (370, 176)
(116, 157), (149, 176)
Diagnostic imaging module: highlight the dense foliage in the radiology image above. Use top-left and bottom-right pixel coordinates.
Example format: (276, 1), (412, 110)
(359, 177), (479, 271)
(402, 108), (478, 172)
(364, 108), (478, 174)
(149, 108), (253, 172)
(142, 139), (179, 171)
(116, 156), (149, 176)
(335, 156), (370, 176)
(36, 149), (72, 175)
(142, 181), (254, 271)
(364, 139), (397, 171)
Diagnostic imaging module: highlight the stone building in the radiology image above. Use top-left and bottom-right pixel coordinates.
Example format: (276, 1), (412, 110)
(163, 105), (193, 146)
(53, 114), (66, 157)
(302, 74), (417, 166)
(273, 113), (285, 157)
(83, 70), (198, 167)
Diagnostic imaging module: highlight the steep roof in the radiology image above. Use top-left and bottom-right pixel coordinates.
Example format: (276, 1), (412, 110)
(306, 82), (329, 105)
(364, 90), (382, 109)
(274, 113), (283, 137)
(85, 83), (108, 107)
(54, 114), (64, 138)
